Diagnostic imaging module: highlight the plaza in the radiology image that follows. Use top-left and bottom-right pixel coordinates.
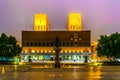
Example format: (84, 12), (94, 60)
(0, 64), (120, 80)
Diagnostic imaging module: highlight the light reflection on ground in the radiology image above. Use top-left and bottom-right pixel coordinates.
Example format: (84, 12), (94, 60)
(0, 65), (120, 80)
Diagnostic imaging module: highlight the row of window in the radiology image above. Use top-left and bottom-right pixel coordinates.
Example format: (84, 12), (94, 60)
(70, 25), (81, 29)
(22, 50), (83, 53)
(36, 25), (46, 29)
(23, 41), (90, 47)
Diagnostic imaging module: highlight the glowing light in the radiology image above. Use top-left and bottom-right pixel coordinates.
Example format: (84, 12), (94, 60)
(53, 51), (55, 53)
(31, 50), (35, 53)
(49, 50), (51, 53)
(61, 50), (63, 53)
(41, 50), (43, 53)
(45, 50), (47, 53)
(69, 50), (71, 53)
(65, 50), (67, 53)
(81, 50), (83, 53)
(25, 50), (28, 53)
(37, 50), (39, 53)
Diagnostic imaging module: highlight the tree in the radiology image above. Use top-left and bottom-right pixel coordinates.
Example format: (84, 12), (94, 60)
(97, 32), (120, 61)
(0, 33), (22, 60)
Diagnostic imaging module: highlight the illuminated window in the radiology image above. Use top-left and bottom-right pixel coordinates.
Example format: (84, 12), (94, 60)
(69, 50), (71, 53)
(37, 50), (39, 53)
(25, 50), (28, 53)
(81, 50), (83, 53)
(61, 50), (63, 53)
(41, 50), (43, 53)
(65, 50), (67, 53)
(31, 50), (35, 53)
(74, 39), (77, 41)
(53, 51), (55, 53)
(45, 50), (47, 53)
(49, 50), (51, 53)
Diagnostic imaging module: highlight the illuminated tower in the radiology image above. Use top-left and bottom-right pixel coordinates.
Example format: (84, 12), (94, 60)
(68, 13), (82, 31)
(34, 13), (49, 31)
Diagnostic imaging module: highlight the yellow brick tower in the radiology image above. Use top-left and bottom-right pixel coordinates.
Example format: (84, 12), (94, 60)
(34, 13), (49, 31)
(68, 13), (82, 31)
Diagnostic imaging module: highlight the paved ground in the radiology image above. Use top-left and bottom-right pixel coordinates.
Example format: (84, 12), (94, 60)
(0, 65), (120, 80)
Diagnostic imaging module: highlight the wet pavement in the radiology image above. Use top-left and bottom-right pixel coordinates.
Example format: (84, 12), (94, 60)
(0, 65), (120, 80)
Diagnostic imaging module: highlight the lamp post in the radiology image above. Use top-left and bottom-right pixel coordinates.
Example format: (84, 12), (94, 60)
(53, 36), (61, 68)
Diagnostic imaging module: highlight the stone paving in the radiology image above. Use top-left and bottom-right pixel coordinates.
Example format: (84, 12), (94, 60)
(0, 65), (120, 80)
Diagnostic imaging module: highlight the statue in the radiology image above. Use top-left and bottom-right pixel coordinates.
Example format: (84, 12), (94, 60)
(53, 36), (61, 67)
(83, 49), (90, 63)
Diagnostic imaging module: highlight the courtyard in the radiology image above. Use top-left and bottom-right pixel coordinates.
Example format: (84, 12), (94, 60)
(0, 64), (120, 80)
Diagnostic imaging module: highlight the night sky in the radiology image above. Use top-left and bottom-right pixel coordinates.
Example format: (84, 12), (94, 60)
(0, 0), (120, 43)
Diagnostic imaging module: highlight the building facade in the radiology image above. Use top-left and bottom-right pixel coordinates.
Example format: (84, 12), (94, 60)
(21, 13), (91, 62)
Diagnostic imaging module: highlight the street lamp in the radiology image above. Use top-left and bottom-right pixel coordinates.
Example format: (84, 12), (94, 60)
(53, 36), (61, 68)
